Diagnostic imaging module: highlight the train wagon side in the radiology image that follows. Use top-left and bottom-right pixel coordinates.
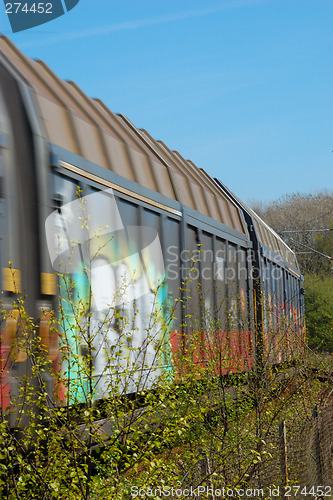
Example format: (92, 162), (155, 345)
(118, 118), (256, 374)
(0, 36), (300, 422)
(214, 178), (305, 365)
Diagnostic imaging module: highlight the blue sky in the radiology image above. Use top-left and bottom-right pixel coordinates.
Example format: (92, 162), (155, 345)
(1, 0), (333, 203)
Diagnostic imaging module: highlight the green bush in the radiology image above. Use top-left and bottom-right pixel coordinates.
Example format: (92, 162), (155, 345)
(304, 273), (333, 352)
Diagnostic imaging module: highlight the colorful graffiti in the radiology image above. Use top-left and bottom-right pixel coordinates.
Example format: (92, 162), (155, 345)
(45, 181), (169, 402)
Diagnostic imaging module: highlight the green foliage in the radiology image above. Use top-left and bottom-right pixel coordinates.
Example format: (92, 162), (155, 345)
(0, 298), (330, 499)
(0, 256), (331, 498)
(250, 191), (333, 353)
(304, 273), (333, 352)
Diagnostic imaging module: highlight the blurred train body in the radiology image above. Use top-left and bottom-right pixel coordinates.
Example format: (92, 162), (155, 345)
(0, 37), (305, 421)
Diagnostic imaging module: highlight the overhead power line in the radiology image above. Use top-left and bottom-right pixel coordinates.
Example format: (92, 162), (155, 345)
(280, 229), (333, 234)
(287, 237), (332, 261)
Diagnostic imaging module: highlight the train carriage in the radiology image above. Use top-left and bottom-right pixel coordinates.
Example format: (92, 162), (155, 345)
(0, 36), (304, 422)
(214, 179), (305, 364)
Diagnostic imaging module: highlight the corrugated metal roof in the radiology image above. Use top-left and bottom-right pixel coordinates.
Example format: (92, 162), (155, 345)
(121, 121), (245, 233)
(0, 35), (246, 235)
(214, 179), (299, 270)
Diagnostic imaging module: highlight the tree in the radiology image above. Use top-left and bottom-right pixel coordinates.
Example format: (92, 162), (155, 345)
(250, 191), (333, 274)
(250, 191), (333, 351)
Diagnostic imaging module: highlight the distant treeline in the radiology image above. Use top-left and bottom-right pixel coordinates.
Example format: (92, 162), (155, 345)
(250, 191), (333, 351)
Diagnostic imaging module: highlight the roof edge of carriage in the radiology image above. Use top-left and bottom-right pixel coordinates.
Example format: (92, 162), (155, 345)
(0, 34), (299, 272)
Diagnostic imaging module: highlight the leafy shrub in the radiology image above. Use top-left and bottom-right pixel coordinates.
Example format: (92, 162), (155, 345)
(304, 273), (333, 352)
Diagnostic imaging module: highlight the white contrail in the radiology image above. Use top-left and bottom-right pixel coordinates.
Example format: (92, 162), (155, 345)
(19, 0), (266, 48)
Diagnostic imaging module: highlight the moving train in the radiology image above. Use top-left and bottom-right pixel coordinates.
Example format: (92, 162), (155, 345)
(0, 37), (305, 423)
